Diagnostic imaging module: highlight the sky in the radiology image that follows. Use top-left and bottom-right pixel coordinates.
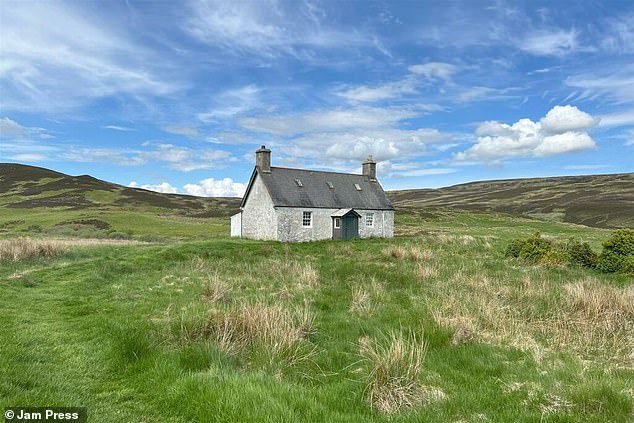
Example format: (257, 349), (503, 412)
(0, 0), (633, 197)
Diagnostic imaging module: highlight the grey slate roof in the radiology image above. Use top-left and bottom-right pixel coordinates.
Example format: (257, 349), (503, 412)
(241, 166), (394, 210)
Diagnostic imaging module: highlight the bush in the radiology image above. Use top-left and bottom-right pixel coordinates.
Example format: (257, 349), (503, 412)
(505, 233), (599, 269)
(621, 255), (634, 275)
(565, 238), (598, 268)
(596, 229), (634, 274)
(541, 248), (569, 267)
(504, 238), (525, 258)
(510, 232), (553, 263)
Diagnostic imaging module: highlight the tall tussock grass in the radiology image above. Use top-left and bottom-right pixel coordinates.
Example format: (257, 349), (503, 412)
(565, 279), (634, 319)
(0, 238), (66, 261)
(177, 301), (315, 370)
(359, 331), (441, 414)
(382, 245), (433, 261)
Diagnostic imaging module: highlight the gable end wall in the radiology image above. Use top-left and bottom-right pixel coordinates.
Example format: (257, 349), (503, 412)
(241, 173), (278, 240)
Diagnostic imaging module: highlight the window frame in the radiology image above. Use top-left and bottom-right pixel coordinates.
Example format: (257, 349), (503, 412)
(302, 211), (313, 228)
(334, 217), (341, 229)
(365, 213), (374, 227)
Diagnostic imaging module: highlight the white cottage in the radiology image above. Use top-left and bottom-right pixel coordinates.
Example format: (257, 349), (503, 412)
(231, 146), (394, 242)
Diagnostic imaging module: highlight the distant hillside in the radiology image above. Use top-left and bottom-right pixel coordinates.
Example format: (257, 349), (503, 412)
(389, 173), (634, 229)
(0, 163), (240, 218)
(2, 164), (632, 231)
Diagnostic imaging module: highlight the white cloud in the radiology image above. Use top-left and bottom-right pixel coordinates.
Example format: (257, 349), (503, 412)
(520, 29), (579, 56)
(565, 65), (634, 104)
(163, 126), (200, 138)
(395, 168), (458, 177)
(597, 110), (634, 128)
(197, 85), (261, 122)
(183, 178), (246, 197)
(0, 2), (178, 113)
(0, 116), (52, 139)
(336, 62), (457, 104)
(0, 117), (24, 136)
(128, 181), (179, 194)
(185, 0), (369, 58)
(455, 105), (598, 162)
(239, 104), (453, 166)
(240, 106), (418, 135)
(540, 105), (599, 134)
(139, 143), (234, 171)
(103, 125), (136, 132)
(10, 153), (48, 162)
(562, 164), (610, 170)
(455, 86), (504, 103)
(129, 177), (246, 197)
(408, 62), (457, 80)
(534, 132), (596, 156)
(336, 80), (417, 102)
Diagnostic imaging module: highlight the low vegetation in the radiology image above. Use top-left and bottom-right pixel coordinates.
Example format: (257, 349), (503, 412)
(506, 229), (634, 274)
(0, 238), (66, 261)
(0, 209), (632, 421)
(359, 331), (438, 414)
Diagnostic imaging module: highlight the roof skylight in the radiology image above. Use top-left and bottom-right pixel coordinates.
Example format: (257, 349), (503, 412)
(326, 181), (334, 189)
(294, 178), (303, 187)
(354, 183), (362, 191)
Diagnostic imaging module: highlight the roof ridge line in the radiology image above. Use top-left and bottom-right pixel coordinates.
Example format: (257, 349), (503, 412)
(270, 166), (364, 177)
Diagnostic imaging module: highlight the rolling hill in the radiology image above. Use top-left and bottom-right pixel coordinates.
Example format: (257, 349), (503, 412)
(0, 163), (241, 239)
(0, 163), (240, 216)
(389, 173), (634, 229)
(1, 164), (632, 233)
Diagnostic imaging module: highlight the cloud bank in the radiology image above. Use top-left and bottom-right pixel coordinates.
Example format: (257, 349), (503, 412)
(455, 105), (599, 162)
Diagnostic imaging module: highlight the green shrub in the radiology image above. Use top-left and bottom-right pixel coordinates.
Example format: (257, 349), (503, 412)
(504, 238), (525, 258)
(505, 233), (600, 269)
(541, 248), (569, 267)
(621, 255), (634, 275)
(601, 229), (634, 256)
(565, 238), (597, 268)
(596, 229), (634, 273)
(517, 232), (553, 263)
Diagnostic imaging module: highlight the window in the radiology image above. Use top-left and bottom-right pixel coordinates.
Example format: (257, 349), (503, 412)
(294, 178), (303, 187)
(354, 183), (362, 191)
(302, 211), (312, 227)
(334, 217), (341, 228)
(365, 213), (374, 227)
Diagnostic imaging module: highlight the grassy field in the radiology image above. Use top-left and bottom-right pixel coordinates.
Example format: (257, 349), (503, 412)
(1, 210), (632, 422)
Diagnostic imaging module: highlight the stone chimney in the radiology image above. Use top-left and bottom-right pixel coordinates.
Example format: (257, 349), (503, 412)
(362, 155), (377, 181)
(255, 145), (271, 173)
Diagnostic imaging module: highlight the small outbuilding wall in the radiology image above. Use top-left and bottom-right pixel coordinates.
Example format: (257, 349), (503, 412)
(230, 212), (241, 237)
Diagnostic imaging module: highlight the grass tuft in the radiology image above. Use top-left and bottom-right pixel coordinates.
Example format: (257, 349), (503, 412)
(202, 273), (232, 303)
(565, 279), (634, 319)
(359, 331), (438, 414)
(0, 237), (67, 261)
(201, 302), (315, 358)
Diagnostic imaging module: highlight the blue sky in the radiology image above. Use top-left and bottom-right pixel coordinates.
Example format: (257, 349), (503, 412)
(0, 0), (632, 196)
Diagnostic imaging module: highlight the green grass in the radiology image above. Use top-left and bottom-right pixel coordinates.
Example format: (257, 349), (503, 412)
(0, 208), (228, 240)
(0, 211), (632, 421)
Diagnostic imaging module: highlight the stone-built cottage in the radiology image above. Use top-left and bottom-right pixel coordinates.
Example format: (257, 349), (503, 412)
(230, 146), (394, 242)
